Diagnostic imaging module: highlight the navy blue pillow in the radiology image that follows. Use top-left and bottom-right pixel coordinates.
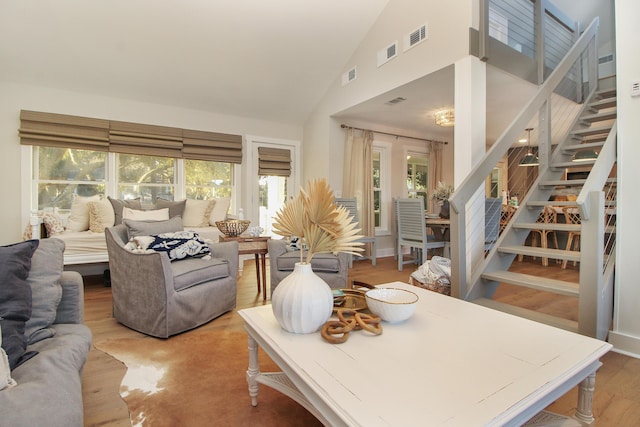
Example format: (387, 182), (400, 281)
(0, 240), (39, 369)
(125, 231), (210, 261)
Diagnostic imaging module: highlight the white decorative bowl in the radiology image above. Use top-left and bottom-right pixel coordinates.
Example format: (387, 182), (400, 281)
(365, 288), (419, 323)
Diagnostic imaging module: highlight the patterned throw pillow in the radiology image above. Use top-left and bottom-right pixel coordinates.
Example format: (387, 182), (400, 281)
(124, 231), (211, 261)
(42, 213), (65, 236)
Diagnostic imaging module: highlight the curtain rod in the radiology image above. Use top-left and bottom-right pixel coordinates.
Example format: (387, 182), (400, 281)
(340, 124), (448, 145)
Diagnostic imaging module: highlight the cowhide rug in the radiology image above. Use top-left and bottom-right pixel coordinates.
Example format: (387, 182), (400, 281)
(95, 329), (322, 427)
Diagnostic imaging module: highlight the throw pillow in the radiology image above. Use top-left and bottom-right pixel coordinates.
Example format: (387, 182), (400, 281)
(209, 197), (231, 225)
(183, 199), (215, 227)
(42, 212), (65, 236)
(124, 231), (211, 261)
(0, 323), (17, 390)
(66, 194), (101, 232)
(155, 198), (187, 219)
(122, 207), (169, 221)
(0, 240), (39, 370)
(88, 199), (116, 233)
(24, 238), (64, 344)
(108, 196), (142, 225)
(123, 216), (184, 238)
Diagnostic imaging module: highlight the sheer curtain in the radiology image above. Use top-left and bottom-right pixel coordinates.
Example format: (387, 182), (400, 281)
(342, 128), (374, 256)
(428, 141), (444, 212)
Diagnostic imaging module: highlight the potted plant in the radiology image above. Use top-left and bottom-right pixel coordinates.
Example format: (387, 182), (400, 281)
(270, 179), (363, 333)
(432, 182), (454, 219)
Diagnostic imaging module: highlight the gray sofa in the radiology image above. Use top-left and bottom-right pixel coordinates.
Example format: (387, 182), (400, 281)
(268, 239), (349, 294)
(0, 239), (92, 427)
(105, 224), (238, 338)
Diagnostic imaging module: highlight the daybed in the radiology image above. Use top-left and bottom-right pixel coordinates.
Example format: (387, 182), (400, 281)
(29, 196), (232, 265)
(0, 238), (92, 427)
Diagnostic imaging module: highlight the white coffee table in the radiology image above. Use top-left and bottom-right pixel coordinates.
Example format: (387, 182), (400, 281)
(238, 282), (612, 426)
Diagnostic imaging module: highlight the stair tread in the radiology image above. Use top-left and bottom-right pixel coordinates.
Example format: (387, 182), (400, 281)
(473, 298), (579, 333)
(588, 97), (617, 109)
(498, 245), (580, 261)
(563, 141), (605, 152)
(571, 125), (613, 137)
(481, 270), (579, 296)
(513, 222), (580, 232)
(552, 159), (596, 168)
(580, 110), (617, 122)
(539, 178), (617, 187)
(527, 201), (577, 207)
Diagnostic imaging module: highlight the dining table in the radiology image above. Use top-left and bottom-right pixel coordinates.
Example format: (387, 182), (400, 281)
(425, 216), (450, 241)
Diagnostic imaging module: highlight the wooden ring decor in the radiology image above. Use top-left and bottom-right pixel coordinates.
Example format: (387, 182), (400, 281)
(321, 309), (383, 344)
(321, 321), (351, 344)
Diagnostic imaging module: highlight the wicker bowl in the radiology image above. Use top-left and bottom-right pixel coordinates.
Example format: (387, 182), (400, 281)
(215, 219), (251, 237)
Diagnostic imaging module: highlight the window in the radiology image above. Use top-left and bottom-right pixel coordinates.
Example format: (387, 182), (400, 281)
(35, 146), (106, 210)
(372, 142), (391, 233)
(117, 154), (175, 206)
(32, 147), (233, 211)
(406, 153), (429, 209)
(185, 159), (233, 199)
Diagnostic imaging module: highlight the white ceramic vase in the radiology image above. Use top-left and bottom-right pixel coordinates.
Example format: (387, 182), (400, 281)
(271, 262), (333, 334)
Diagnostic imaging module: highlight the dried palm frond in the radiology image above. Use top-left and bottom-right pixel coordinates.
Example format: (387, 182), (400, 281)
(271, 178), (364, 263)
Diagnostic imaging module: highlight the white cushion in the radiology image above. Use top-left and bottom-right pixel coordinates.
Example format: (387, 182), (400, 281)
(88, 199), (116, 233)
(122, 207), (169, 221)
(209, 197), (231, 225)
(66, 195), (101, 232)
(183, 199), (215, 227)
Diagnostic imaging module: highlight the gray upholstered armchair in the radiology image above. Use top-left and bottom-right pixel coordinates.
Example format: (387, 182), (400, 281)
(267, 238), (349, 294)
(105, 225), (238, 338)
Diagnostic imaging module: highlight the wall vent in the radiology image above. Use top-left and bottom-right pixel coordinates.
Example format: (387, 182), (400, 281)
(341, 66), (357, 86)
(377, 41), (398, 67)
(385, 97), (406, 106)
(404, 23), (428, 51)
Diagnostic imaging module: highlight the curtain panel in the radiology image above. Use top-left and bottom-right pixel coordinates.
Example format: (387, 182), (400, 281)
(342, 128), (374, 256)
(428, 141), (444, 211)
(257, 147), (291, 176)
(19, 110), (242, 163)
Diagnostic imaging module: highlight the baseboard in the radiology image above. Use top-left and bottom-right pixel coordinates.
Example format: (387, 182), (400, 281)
(608, 330), (640, 359)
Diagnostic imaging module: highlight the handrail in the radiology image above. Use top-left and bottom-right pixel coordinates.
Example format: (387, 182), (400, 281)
(450, 17), (599, 214)
(577, 121), (617, 220)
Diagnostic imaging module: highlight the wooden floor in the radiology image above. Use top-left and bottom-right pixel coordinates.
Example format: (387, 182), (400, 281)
(81, 256), (640, 426)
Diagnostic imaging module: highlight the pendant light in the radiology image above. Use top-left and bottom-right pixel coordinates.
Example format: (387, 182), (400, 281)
(518, 128), (538, 167)
(572, 149), (599, 162)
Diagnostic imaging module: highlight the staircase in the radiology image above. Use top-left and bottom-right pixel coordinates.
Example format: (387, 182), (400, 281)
(474, 89), (617, 339)
(449, 18), (616, 340)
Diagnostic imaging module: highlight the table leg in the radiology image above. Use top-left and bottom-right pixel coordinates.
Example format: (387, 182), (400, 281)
(246, 335), (260, 407)
(254, 254), (261, 295)
(261, 254), (267, 301)
(575, 372), (596, 424)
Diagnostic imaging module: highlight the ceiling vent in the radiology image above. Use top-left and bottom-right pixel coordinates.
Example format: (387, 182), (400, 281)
(404, 23), (428, 51)
(341, 66), (357, 86)
(385, 97), (406, 106)
(377, 41), (398, 67)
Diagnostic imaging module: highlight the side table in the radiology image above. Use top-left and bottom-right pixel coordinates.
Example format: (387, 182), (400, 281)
(219, 235), (271, 301)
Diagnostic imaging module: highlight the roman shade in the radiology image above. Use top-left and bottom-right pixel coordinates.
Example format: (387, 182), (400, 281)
(19, 110), (242, 163)
(183, 129), (243, 164)
(258, 147), (291, 177)
(109, 121), (183, 158)
(19, 110), (110, 151)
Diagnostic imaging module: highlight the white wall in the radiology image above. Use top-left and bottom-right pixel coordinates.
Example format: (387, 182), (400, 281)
(609, 0), (640, 357)
(303, 0), (474, 191)
(0, 81), (302, 245)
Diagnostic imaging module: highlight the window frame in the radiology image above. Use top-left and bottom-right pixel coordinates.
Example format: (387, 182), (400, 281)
(23, 146), (239, 217)
(373, 140), (392, 236)
(405, 148), (430, 210)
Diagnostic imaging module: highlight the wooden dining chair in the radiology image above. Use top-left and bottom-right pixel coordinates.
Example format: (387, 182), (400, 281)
(334, 198), (377, 267)
(395, 198), (445, 271)
(531, 206), (560, 267)
(562, 207), (581, 269)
